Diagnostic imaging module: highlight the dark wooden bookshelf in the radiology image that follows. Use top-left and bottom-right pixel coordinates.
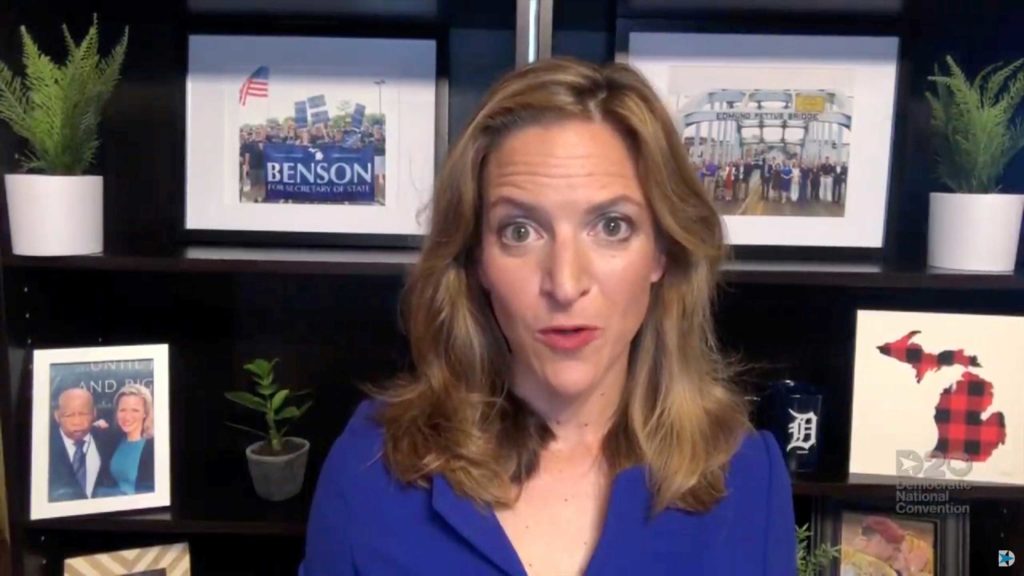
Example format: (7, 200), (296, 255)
(6, 0), (1024, 573)
(8, 248), (1024, 291)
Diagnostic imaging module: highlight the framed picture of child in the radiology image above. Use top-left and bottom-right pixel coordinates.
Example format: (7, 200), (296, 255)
(30, 344), (171, 520)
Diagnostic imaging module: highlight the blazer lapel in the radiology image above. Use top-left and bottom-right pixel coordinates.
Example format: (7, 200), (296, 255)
(431, 474), (527, 576)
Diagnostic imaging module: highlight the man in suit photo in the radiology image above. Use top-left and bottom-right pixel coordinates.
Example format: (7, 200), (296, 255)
(49, 387), (115, 502)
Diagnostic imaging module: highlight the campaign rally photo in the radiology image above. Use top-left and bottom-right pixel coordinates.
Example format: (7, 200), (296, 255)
(237, 65), (388, 206)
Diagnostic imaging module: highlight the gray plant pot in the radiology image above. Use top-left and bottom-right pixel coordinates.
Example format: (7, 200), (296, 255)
(245, 437), (310, 502)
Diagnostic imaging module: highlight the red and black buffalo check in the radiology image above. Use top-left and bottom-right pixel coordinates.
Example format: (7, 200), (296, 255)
(878, 330), (1006, 463)
(877, 330), (981, 383)
(929, 371), (1007, 462)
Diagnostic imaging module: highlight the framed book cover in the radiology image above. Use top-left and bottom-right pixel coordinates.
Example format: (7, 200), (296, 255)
(620, 27), (899, 250)
(185, 34), (439, 247)
(850, 310), (1024, 486)
(30, 345), (172, 520)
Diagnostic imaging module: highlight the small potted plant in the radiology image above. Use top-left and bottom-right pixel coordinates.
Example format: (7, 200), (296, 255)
(0, 15), (128, 256)
(926, 55), (1024, 272)
(225, 358), (313, 502)
(797, 523), (840, 576)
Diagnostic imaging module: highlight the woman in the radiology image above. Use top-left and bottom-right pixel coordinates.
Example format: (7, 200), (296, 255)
(108, 384), (155, 495)
(302, 57), (795, 575)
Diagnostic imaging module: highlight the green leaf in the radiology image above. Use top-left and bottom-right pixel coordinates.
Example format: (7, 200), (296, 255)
(270, 389), (290, 412)
(275, 406), (301, 420)
(274, 401), (312, 421)
(256, 384), (279, 397)
(224, 391), (266, 412)
(244, 357), (278, 379)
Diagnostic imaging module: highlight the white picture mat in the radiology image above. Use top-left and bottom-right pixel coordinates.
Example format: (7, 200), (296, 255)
(625, 32), (899, 247)
(31, 344), (172, 520)
(850, 310), (1024, 485)
(186, 35), (437, 235)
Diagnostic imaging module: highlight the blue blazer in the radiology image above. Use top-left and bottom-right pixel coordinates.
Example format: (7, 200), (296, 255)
(301, 400), (797, 575)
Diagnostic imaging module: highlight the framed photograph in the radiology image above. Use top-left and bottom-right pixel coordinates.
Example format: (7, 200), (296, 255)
(30, 344), (171, 520)
(813, 498), (968, 575)
(185, 34), (439, 247)
(850, 310), (1024, 486)
(620, 28), (899, 249)
(64, 542), (190, 575)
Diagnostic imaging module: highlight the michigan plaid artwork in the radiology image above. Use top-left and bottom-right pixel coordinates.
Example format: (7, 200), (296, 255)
(877, 334), (1006, 462)
(849, 310), (1024, 486)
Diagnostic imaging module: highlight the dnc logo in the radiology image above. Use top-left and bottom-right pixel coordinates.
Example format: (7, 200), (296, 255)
(999, 550), (1015, 567)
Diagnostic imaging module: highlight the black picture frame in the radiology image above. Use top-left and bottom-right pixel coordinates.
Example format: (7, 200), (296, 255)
(614, 17), (913, 263)
(812, 496), (969, 575)
(177, 13), (450, 249)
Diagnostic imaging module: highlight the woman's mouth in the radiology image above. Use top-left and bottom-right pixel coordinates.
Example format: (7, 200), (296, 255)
(537, 326), (600, 352)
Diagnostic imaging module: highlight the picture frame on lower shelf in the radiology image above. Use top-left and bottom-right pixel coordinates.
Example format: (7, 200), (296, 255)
(30, 344), (171, 520)
(185, 33), (440, 248)
(812, 497), (968, 575)
(64, 542), (191, 575)
(618, 23), (900, 251)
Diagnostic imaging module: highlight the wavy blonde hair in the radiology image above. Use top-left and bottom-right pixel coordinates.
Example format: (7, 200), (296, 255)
(113, 384), (154, 440)
(370, 57), (750, 514)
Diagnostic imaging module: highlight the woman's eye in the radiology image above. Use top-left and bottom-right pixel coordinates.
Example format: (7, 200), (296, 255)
(597, 215), (633, 240)
(499, 222), (535, 244)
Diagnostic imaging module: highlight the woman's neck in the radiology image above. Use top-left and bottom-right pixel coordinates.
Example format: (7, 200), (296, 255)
(512, 360), (626, 449)
(126, 429), (142, 441)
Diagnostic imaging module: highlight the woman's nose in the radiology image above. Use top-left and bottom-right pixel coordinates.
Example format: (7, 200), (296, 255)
(541, 234), (592, 305)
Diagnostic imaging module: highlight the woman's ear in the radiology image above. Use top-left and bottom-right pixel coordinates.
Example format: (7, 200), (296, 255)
(650, 250), (666, 284)
(474, 247), (491, 293)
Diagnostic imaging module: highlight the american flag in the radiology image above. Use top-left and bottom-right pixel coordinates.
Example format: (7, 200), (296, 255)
(239, 65), (269, 106)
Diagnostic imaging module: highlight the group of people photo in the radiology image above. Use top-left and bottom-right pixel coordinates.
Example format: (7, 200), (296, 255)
(695, 154), (848, 218)
(49, 384), (155, 502)
(239, 118), (386, 205)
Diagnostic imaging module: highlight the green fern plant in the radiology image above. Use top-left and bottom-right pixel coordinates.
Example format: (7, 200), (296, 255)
(0, 15), (128, 175)
(926, 55), (1024, 193)
(797, 523), (841, 576)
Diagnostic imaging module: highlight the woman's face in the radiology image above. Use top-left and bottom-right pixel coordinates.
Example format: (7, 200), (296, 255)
(478, 119), (665, 401)
(117, 395), (146, 436)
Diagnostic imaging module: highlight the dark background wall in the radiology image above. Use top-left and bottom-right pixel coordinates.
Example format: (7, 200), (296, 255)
(3, 0), (1024, 574)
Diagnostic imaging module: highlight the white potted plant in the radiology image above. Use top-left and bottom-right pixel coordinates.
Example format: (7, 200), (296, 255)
(926, 55), (1024, 272)
(225, 358), (314, 502)
(0, 15), (128, 256)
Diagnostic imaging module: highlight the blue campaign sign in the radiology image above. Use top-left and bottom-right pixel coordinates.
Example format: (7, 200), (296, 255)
(294, 101), (309, 129)
(307, 94), (327, 109)
(351, 103), (366, 130)
(263, 143), (376, 204)
(310, 109), (330, 126)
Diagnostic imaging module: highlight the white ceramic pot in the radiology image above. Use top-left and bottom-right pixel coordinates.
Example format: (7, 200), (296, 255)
(3, 174), (103, 256)
(928, 192), (1024, 272)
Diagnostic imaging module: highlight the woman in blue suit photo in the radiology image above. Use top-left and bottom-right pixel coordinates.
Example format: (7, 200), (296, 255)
(98, 384), (155, 497)
(302, 57), (796, 575)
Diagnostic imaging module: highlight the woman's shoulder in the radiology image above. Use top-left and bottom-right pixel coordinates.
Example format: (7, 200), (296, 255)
(722, 429), (791, 505)
(315, 398), (390, 492)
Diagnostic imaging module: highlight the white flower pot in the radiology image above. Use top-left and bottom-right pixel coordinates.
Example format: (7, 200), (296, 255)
(3, 174), (103, 256)
(928, 192), (1024, 272)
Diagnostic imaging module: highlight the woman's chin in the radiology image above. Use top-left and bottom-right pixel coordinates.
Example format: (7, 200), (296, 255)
(538, 367), (601, 399)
